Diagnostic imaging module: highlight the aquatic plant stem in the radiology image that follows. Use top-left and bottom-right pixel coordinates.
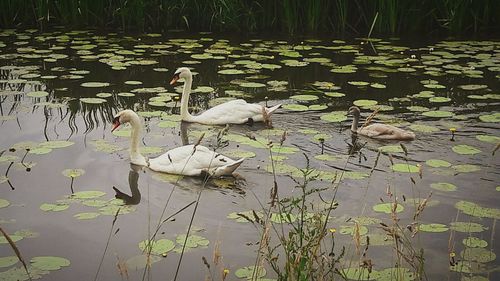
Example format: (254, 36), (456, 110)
(93, 208), (120, 281)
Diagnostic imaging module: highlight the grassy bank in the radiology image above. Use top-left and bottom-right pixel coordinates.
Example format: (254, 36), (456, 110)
(0, 0), (498, 36)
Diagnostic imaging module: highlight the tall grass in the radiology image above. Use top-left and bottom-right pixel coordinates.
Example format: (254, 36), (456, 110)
(0, 1), (496, 36)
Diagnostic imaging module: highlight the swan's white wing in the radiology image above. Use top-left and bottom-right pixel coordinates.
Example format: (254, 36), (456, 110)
(193, 99), (264, 125)
(148, 144), (242, 176)
(360, 124), (415, 140)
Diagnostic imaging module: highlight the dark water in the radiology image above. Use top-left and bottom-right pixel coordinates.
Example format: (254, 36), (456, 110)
(0, 29), (499, 280)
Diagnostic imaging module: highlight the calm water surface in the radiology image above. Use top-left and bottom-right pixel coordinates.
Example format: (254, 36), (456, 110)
(0, 29), (499, 280)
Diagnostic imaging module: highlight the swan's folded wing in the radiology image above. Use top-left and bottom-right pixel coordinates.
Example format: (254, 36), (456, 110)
(196, 100), (264, 124)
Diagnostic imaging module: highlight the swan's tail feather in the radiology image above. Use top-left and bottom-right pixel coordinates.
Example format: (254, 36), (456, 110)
(212, 158), (245, 177)
(265, 103), (282, 115)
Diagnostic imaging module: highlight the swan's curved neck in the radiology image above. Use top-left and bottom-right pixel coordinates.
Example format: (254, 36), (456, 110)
(351, 114), (360, 132)
(128, 114), (147, 166)
(180, 75), (194, 121)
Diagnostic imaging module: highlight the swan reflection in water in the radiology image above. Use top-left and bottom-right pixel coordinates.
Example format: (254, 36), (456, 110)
(113, 164), (142, 205)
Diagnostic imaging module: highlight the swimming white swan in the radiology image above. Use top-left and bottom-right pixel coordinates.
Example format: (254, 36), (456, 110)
(111, 110), (244, 177)
(348, 106), (416, 141)
(170, 67), (281, 125)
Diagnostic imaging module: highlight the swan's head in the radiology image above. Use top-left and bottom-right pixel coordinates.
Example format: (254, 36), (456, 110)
(111, 109), (138, 132)
(347, 106), (361, 117)
(170, 67), (192, 85)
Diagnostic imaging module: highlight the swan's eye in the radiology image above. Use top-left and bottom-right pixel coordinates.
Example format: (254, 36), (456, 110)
(112, 116), (120, 124)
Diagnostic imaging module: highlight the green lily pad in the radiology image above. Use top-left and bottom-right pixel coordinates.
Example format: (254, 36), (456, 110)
(30, 256), (70, 272)
(378, 145), (404, 153)
(452, 164), (481, 173)
(80, 97), (107, 104)
(99, 205), (135, 215)
(479, 113), (500, 123)
(40, 203), (69, 212)
(239, 82), (265, 88)
(459, 84), (488, 91)
(450, 222), (487, 233)
(74, 212), (101, 220)
(218, 69), (245, 75)
(391, 163), (419, 173)
(72, 190), (105, 199)
(407, 106), (429, 112)
(282, 104), (309, 111)
(450, 260), (484, 273)
(80, 82), (110, 88)
(463, 237), (488, 248)
(455, 200), (500, 219)
(270, 213), (297, 223)
(0, 234), (23, 244)
(431, 182), (457, 192)
(314, 154), (341, 162)
(339, 225), (368, 236)
(138, 239), (175, 255)
(461, 248), (496, 263)
(0, 198), (10, 208)
(176, 234), (209, 248)
(418, 223), (449, 232)
(343, 171), (370, 180)
(353, 99), (378, 107)
(39, 140), (74, 149)
(452, 145), (481, 155)
(235, 265), (266, 279)
(426, 159), (452, 168)
(290, 94), (319, 101)
(224, 149), (256, 159)
(422, 110), (454, 118)
(377, 267), (415, 281)
(475, 134), (500, 143)
(27, 91), (49, 98)
(227, 210), (263, 223)
(324, 92), (345, 98)
(96, 92), (112, 98)
(429, 97), (451, 103)
(373, 203), (404, 214)
(0, 256), (18, 268)
(341, 267), (377, 280)
(409, 124), (439, 133)
(62, 168), (85, 178)
(125, 254), (162, 270)
(320, 112), (347, 123)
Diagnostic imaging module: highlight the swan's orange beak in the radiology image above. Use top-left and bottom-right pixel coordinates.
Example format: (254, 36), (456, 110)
(111, 121), (120, 132)
(170, 76), (179, 85)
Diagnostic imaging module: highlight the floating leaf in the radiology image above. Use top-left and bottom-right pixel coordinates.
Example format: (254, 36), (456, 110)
(340, 267), (377, 280)
(452, 164), (481, 173)
(0, 235), (22, 244)
(340, 225), (368, 236)
(314, 154), (341, 162)
(80, 82), (110, 88)
(282, 104), (309, 111)
(320, 112), (347, 123)
(391, 163), (419, 173)
(270, 213), (297, 223)
(418, 223), (449, 232)
(431, 182), (457, 192)
(72, 190), (105, 199)
(450, 222), (487, 233)
(290, 94), (319, 101)
(459, 84), (488, 91)
(39, 140), (74, 149)
(452, 145), (481, 155)
(378, 145), (403, 153)
(478, 113), (500, 123)
(31, 256), (70, 271)
(0, 198), (10, 208)
(80, 97), (107, 104)
(125, 255), (162, 271)
(235, 266), (266, 279)
(455, 200), (500, 219)
(422, 110), (454, 118)
(475, 134), (500, 143)
(27, 91), (49, 97)
(62, 168), (85, 178)
(461, 248), (496, 263)
(138, 239), (175, 256)
(463, 237), (488, 248)
(224, 149), (256, 159)
(74, 212), (100, 220)
(175, 234), (209, 248)
(425, 159), (451, 168)
(373, 203), (404, 214)
(429, 97), (451, 103)
(353, 99), (377, 107)
(377, 267), (415, 281)
(409, 124), (439, 133)
(0, 256), (18, 268)
(40, 203), (69, 212)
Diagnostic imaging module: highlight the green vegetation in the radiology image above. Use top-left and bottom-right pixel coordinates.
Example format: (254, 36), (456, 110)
(0, 0), (497, 35)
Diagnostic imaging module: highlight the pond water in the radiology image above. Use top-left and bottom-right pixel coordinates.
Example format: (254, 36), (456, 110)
(0, 29), (499, 280)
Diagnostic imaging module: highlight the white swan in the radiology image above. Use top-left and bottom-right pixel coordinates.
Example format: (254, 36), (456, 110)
(170, 67), (282, 125)
(111, 110), (244, 177)
(348, 106), (416, 141)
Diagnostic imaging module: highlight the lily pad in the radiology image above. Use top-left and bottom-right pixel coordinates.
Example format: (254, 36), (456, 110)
(74, 212), (101, 220)
(27, 91), (49, 97)
(450, 222), (487, 233)
(455, 200), (500, 219)
(378, 145), (404, 153)
(409, 124), (439, 133)
(138, 239), (175, 255)
(235, 265), (266, 279)
(353, 99), (378, 107)
(453, 164), (481, 173)
(418, 223), (449, 232)
(290, 94), (319, 101)
(0, 256), (18, 268)
(39, 140), (74, 149)
(40, 203), (69, 212)
(475, 134), (500, 143)
(422, 110), (454, 118)
(463, 237), (488, 248)
(80, 82), (110, 88)
(31, 256), (70, 271)
(80, 97), (107, 104)
(478, 113), (500, 123)
(282, 104), (309, 111)
(71, 190), (105, 199)
(373, 203), (404, 214)
(340, 267), (377, 280)
(452, 145), (481, 155)
(426, 159), (451, 168)
(125, 254), (162, 270)
(391, 163), (419, 173)
(339, 225), (368, 236)
(431, 182), (457, 192)
(461, 248), (496, 263)
(175, 234), (209, 248)
(377, 267), (415, 281)
(0, 198), (10, 208)
(320, 112), (347, 123)
(62, 168), (85, 178)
